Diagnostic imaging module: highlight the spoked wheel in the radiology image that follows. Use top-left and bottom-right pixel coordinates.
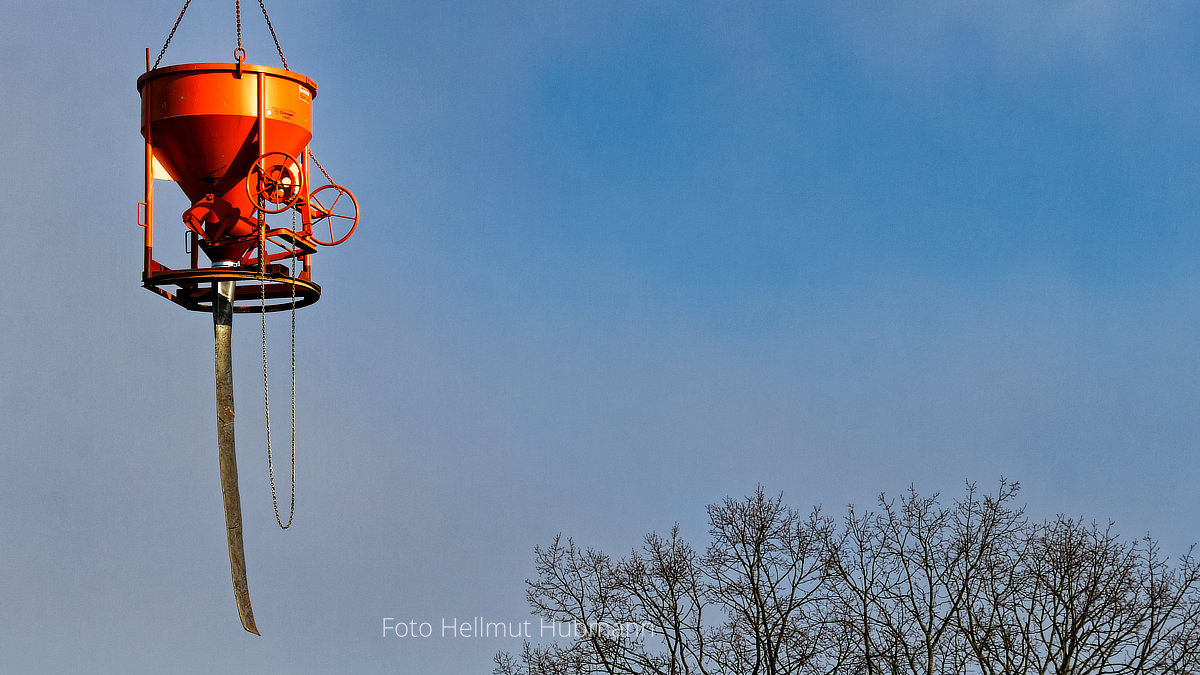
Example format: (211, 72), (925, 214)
(247, 152), (303, 214)
(308, 184), (359, 246)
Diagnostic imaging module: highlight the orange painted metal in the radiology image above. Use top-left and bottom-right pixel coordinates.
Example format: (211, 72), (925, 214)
(138, 62), (316, 263)
(137, 58), (358, 313)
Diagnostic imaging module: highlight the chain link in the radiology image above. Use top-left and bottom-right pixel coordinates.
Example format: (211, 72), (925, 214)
(236, 0), (242, 50)
(153, 0), (192, 69)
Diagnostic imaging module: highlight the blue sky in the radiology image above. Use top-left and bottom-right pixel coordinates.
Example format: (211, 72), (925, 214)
(5, 1), (1200, 671)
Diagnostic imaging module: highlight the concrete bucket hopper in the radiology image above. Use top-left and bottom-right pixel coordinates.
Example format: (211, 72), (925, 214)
(139, 61), (314, 263)
(137, 60), (358, 312)
(136, 0), (362, 638)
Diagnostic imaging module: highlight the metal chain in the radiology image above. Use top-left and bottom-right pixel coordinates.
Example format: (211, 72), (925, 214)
(261, 211), (297, 530)
(308, 149), (336, 185)
(287, 225), (297, 516)
(257, 0), (289, 70)
(237, 0), (289, 68)
(284, 210), (298, 526)
(153, 0), (192, 69)
(258, 215), (278, 523)
(154, 0), (285, 70)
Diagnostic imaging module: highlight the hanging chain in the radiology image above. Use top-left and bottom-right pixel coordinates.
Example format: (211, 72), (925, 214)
(154, 0), (285, 70)
(287, 221), (297, 519)
(153, 0), (192, 69)
(308, 149), (336, 185)
(258, 0), (289, 70)
(261, 210), (297, 530)
(259, 212), (270, 494)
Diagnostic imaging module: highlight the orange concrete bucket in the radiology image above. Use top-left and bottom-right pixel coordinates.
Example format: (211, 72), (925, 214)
(137, 62), (317, 262)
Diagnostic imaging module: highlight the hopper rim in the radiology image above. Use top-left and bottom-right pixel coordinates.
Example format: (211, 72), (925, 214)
(136, 61), (317, 99)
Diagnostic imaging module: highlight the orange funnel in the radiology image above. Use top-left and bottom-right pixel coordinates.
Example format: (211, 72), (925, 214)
(138, 62), (317, 262)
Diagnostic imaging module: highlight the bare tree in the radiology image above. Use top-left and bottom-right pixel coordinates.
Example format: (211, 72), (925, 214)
(956, 515), (1200, 675)
(952, 486), (1036, 675)
(704, 487), (844, 675)
(825, 500), (895, 675)
(518, 535), (640, 675)
(827, 482), (1023, 674)
(498, 529), (714, 675)
(497, 481), (1200, 675)
(1123, 537), (1200, 674)
(620, 526), (712, 674)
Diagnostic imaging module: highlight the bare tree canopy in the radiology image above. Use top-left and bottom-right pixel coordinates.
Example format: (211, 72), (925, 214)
(496, 480), (1200, 675)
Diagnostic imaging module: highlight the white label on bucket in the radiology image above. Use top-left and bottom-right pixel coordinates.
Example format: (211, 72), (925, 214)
(299, 85), (311, 103)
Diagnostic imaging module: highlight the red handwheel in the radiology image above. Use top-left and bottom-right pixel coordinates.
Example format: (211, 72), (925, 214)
(247, 152), (303, 214)
(308, 184), (359, 246)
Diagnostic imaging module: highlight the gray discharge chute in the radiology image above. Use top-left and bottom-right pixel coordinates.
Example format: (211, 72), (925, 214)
(214, 280), (259, 635)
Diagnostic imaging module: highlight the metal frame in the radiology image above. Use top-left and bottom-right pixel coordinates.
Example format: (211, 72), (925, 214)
(142, 267), (321, 312)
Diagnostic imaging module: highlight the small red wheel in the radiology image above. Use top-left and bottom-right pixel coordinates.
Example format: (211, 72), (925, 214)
(247, 152), (303, 214)
(308, 184), (359, 246)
